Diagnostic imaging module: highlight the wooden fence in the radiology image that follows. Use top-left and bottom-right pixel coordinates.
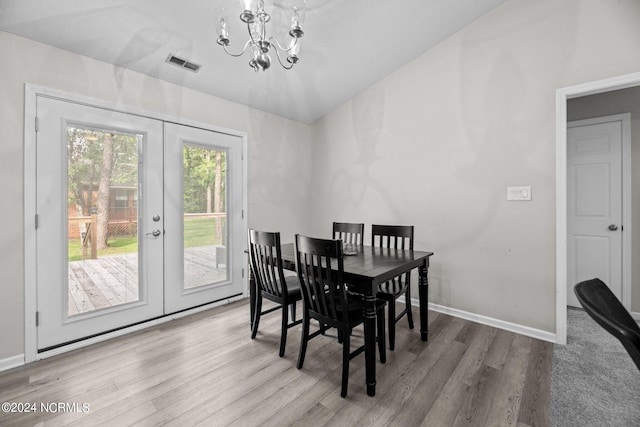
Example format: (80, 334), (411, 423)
(68, 213), (226, 260)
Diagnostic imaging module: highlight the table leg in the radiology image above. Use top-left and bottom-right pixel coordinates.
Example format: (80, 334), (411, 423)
(363, 291), (377, 396)
(249, 265), (256, 330)
(418, 261), (429, 341)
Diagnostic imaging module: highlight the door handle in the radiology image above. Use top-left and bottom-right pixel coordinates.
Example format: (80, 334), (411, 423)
(608, 224), (619, 231)
(146, 229), (162, 237)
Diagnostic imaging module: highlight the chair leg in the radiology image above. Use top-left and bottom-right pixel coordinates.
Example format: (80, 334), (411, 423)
(405, 288), (414, 330)
(341, 331), (350, 398)
(279, 303), (289, 357)
(290, 300), (297, 322)
(388, 299), (396, 351)
(297, 313), (310, 369)
(251, 294), (262, 339)
(377, 307), (386, 364)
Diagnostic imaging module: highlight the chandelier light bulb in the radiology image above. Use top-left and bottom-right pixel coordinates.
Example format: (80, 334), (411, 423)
(292, 7), (300, 28)
(219, 17), (228, 38)
(239, 0), (255, 23)
(291, 41), (300, 56)
(287, 39), (300, 64)
(217, 16), (230, 45)
(289, 7), (303, 38)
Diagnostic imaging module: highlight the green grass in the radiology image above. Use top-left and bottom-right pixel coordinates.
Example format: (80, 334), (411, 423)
(68, 236), (138, 262)
(68, 217), (225, 262)
(183, 216), (225, 248)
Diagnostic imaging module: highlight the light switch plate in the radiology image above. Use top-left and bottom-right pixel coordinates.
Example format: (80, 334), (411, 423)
(507, 186), (532, 201)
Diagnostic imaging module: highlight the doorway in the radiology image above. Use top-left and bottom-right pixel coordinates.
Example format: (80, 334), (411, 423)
(556, 72), (640, 345)
(25, 88), (246, 356)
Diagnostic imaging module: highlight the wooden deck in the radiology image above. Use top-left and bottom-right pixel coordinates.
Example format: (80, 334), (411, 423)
(68, 245), (227, 315)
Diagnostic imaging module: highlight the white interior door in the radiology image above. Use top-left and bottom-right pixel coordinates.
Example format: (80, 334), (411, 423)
(567, 118), (623, 307)
(36, 96), (164, 350)
(163, 123), (244, 313)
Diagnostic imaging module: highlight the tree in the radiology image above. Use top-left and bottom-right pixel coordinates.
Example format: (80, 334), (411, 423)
(96, 133), (114, 250)
(182, 146), (226, 244)
(67, 128), (102, 215)
(67, 128), (138, 250)
(214, 150), (224, 242)
(182, 146), (226, 215)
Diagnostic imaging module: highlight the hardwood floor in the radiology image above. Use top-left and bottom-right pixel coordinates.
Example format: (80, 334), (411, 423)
(0, 300), (552, 426)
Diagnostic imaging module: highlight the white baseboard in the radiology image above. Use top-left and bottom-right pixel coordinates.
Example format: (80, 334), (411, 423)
(0, 354), (25, 372)
(632, 311), (640, 321)
(402, 296), (557, 343)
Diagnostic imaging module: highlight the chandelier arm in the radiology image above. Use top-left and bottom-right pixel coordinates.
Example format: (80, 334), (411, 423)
(269, 36), (298, 53)
(272, 46), (294, 70)
(222, 40), (252, 57)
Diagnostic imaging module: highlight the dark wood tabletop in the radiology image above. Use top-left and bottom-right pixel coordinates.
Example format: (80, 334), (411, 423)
(278, 243), (434, 286)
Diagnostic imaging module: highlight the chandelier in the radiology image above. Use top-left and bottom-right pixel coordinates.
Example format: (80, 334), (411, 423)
(216, 0), (304, 72)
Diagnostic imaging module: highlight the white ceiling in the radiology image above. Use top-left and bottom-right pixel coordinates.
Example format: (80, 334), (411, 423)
(0, 0), (506, 124)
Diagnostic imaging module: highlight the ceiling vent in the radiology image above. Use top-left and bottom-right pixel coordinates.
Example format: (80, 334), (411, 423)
(166, 54), (201, 73)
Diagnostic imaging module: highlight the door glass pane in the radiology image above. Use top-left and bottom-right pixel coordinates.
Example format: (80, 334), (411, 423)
(183, 144), (228, 289)
(67, 127), (140, 316)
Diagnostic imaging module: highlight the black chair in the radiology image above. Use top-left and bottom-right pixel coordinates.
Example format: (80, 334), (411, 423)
(248, 229), (302, 357)
(332, 222), (365, 246)
(294, 234), (386, 398)
(372, 224), (414, 351)
(574, 278), (640, 371)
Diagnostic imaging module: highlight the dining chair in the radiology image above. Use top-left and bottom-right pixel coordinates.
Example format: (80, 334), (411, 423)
(294, 234), (386, 398)
(332, 222), (365, 246)
(248, 229), (302, 357)
(372, 224), (415, 351)
(574, 278), (640, 371)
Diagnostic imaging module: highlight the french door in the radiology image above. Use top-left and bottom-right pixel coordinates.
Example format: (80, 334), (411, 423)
(164, 123), (244, 313)
(35, 95), (244, 351)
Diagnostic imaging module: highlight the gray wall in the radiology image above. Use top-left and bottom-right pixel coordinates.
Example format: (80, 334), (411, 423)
(308, 0), (640, 334)
(568, 87), (640, 311)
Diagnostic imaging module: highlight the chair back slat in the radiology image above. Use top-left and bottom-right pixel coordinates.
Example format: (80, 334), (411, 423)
(295, 234), (348, 323)
(372, 224), (414, 284)
(371, 224), (414, 250)
(333, 222), (364, 245)
(248, 229), (287, 298)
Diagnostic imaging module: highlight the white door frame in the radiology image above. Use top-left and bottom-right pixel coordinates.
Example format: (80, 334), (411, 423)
(567, 114), (631, 306)
(556, 72), (640, 345)
(24, 84), (248, 363)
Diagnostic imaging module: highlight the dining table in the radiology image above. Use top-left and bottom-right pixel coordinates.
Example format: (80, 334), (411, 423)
(248, 243), (434, 397)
